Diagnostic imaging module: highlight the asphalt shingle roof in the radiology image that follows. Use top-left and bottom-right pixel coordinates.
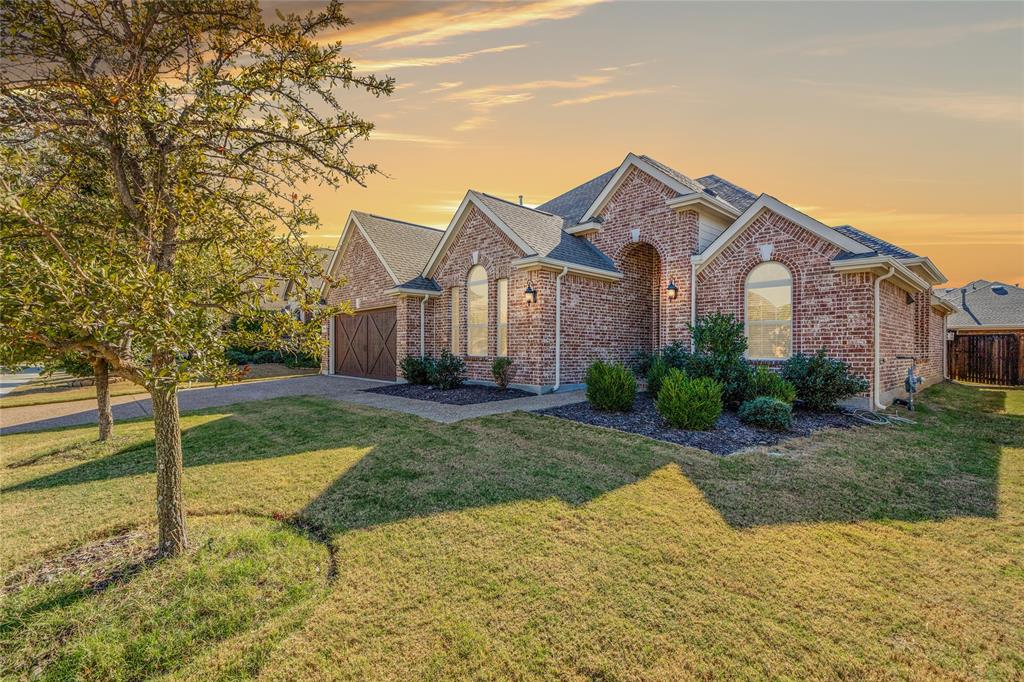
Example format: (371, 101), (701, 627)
(473, 192), (618, 273)
(939, 280), (1024, 329)
(535, 168), (617, 227)
(833, 225), (918, 259)
(695, 174), (759, 212)
(353, 211), (444, 285)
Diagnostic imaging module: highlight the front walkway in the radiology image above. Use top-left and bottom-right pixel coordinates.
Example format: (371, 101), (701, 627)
(0, 374), (585, 434)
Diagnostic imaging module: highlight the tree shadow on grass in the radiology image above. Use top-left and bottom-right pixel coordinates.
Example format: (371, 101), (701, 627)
(6, 384), (1019, 529)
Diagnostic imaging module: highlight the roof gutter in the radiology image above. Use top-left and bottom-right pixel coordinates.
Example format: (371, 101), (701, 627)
(873, 265), (896, 411)
(512, 256), (622, 282)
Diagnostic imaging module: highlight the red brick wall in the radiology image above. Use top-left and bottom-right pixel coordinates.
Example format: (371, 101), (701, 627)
(588, 166), (699, 346)
(426, 204), (555, 387)
(695, 208), (875, 391)
(878, 279), (917, 395)
(320, 226), (398, 373)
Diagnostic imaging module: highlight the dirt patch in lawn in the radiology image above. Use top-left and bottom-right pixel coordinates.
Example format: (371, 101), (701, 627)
(538, 394), (861, 455)
(365, 383), (533, 405)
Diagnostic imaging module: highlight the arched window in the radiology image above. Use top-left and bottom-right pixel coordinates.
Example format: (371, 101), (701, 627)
(745, 262), (792, 359)
(467, 265), (488, 356)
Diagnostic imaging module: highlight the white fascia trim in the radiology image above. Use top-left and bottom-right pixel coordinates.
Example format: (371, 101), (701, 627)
(319, 213), (401, 295)
(423, 191), (534, 278)
(579, 152), (706, 223)
(830, 255), (929, 292)
(692, 195), (874, 272)
(665, 193), (740, 221)
(384, 286), (442, 297)
(901, 257), (948, 286)
(564, 221), (602, 235)
(512, 255), (623, 282)
(929, 294), (958, 314)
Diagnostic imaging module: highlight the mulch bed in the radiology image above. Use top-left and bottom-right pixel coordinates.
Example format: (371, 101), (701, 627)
(538, 394), (861, 455)
(365, 383), (533, 405)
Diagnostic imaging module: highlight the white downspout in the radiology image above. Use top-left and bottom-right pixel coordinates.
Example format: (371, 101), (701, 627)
(873, 266), (896, 410)
(553, 266), (569, 392)
(419, 295), (428, 357)
(690, 261), (698, 351)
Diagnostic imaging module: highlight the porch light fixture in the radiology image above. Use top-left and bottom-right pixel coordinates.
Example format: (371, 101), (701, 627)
(523, 281), (537, 304)
(666, 281), (679, 300)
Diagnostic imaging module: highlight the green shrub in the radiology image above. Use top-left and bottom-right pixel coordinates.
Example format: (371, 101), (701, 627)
(282, 352), (319, 369)
(738, 396), (792, 430)
(491, 357), (514, 389)
(430, 350), (466, 390)
(750, 365), (796, 404)
(782, 349), (869, 411)
(250, 349), (283, 364)
(400, 356), (435, 385)
(687, 313), (753, 408)
(646, 356), (671, 399)
(660, 341), (692, 372)
(225, 349), (252, 365)
(585, 360), (636, 411)
(655, 370), (722, 430)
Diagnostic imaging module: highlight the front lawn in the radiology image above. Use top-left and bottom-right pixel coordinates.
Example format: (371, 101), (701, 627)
(1, 383), (1021, 679)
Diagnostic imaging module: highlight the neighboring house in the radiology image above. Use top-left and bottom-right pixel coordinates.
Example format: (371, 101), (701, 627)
(939, 280), (1024, 384)
(321, 153), (955, 407)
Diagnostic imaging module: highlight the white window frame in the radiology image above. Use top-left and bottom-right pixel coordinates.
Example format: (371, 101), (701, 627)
(467, 265), (488, 357)
(744, 262), (793, 360)
(496, 278), (509, 357)
(450, 287), (461, 355)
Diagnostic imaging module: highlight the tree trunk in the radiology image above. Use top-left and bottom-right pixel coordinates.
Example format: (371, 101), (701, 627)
(94, 358), (113, 441)
(151, 386), (188, 556)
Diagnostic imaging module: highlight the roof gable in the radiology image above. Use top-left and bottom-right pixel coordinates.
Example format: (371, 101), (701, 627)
(323, 212), (442, 293)
(944, 280), (1024, 329)
(536, 167), (617, 226)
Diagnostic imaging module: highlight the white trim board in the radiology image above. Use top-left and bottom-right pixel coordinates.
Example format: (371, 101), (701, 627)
(692, 194), (873, 272)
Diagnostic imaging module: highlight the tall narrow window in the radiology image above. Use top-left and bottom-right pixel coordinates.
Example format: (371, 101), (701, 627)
(467, 265), (488, 356)
(450, 287), (461, 354)
(745, 262), (792, 359)
(496, 278), (509, 356)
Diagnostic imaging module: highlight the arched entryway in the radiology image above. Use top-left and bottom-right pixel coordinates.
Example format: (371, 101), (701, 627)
(618, 241), (662, 353)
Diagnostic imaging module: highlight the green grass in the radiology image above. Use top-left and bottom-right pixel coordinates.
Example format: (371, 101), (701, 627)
(1, 383), (1021, 679)
(0, 364), (318, 409)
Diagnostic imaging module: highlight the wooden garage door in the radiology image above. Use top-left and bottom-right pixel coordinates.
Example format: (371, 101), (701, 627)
(334, 307), (397, 380)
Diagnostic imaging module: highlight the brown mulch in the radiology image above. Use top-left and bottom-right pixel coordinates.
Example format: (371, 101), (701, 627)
(538, 394), (861, 455)
(365, 383), (533, 405)
(2, 528), (157, 597)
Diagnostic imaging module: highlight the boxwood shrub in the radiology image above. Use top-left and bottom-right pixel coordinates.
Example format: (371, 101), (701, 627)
(738, 396), (793, 430)
(750, 365), (797, 404)
(655, 369), (722, 430)
(585, 360), (636, 411)
(782, 349), (868, 411)
(492, 357), (514, 389)
(400, 356), (435, 385)
(430, 350), (466, 390)
(645, 356), (671, 399)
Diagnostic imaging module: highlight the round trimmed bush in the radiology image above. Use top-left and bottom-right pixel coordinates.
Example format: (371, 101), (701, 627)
(400, 355), (435, 385)
(738, 396), (793, 431)
(782, 349), (869, 411)
(585, 360), (636, 411)
(750, 365), (796, 404)
(655, 369), (722, 430)
(430, 350), (466, 390)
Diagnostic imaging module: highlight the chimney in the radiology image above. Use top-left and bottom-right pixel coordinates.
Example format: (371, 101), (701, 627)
(518, 194), (523, 206)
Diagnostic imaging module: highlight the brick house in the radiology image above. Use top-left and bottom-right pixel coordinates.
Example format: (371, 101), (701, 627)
(321, 153), (956, 408)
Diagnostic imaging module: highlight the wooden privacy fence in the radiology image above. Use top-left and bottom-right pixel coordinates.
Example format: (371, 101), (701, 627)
(947, 333), (1021, 386)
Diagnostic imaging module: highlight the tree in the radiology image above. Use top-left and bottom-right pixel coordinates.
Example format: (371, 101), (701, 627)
(0, 0), (391, 556)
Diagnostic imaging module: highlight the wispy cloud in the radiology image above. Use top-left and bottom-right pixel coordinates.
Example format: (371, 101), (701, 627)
(423, 81), (464, 94)
(798, 78), (1024, 124)
(322, 0), (604, 49)
(781, 17), (1024, 56)
(370, 131), (460, 147)
(598, 60), (655, 73)
(444, 74), (611, 129)
(553, 87), (658, 107)
(355, 44), (526, 71)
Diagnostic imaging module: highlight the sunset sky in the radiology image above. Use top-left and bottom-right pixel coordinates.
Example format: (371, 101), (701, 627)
(282, 1), (1023, 287)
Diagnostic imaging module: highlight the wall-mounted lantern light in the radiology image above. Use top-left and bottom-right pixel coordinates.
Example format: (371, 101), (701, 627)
(523, 281), (537, 304)
(666, 281), (679, 300)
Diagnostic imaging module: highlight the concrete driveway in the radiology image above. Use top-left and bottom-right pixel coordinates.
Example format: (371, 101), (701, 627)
(0, 374), (585, 434)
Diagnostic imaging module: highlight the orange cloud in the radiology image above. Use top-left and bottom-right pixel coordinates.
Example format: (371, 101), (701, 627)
(355, 44), (527, 72)
(553, 88), (659, 107)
